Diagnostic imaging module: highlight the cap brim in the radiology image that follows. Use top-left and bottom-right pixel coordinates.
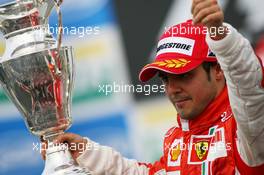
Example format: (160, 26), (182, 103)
(139, 58), (203, 82)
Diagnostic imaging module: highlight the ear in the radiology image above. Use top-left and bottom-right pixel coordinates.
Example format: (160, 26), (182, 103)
(212, 63), (224, 81)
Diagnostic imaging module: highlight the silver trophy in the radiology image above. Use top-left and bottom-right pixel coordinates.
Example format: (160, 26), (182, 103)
(0, 0), (91, 174)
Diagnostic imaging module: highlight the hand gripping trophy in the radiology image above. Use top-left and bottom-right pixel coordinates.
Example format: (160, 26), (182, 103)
(0, 0), (92, 174)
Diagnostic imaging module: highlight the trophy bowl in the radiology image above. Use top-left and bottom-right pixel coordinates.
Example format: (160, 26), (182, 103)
(0, 46), (74, 138)
(0, 46), (92, 175)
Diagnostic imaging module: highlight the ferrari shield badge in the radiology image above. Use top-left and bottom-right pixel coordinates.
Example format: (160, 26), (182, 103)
(195, 141), (209, 160)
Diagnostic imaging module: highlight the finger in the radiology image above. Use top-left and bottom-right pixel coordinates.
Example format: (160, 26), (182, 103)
(194, 3), (220, 23)
(192, 0), (217, 17)
(201, 11), (224, 27)
(53, 133), (75, 143)
(54, 133), (82, 144)
(191, 0), (204, 14)
(193, 4), (220, 25)
(191, 0), (195, 14)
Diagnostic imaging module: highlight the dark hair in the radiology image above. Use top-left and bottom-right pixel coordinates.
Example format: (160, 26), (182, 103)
(202, 61), (218, 81)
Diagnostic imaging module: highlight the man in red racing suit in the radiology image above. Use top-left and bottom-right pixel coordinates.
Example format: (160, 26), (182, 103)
(43, 0), (264, 174)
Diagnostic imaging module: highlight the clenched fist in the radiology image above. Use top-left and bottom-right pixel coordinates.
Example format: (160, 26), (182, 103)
(41, 133), (90, 161)
(191, 0), (227, 39)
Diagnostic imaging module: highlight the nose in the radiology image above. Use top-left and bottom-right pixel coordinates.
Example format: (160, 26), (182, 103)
(165, 77), (182, 94)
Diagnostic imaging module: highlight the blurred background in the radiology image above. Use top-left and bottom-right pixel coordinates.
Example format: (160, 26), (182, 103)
(0, 0), (264, 174)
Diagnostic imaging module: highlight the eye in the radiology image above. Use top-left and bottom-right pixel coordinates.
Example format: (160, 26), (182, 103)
(180, 73), (189, 78)
(179, 72), (191, 79)
(161, 76), (168, 84)
(158, 73), (168, 84)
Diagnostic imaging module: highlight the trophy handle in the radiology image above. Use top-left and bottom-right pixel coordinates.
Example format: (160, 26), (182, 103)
(34, 0), (55, 24)
(44, 0), (56, 21)
(0, 60), (4, 84)
(0, 62), (11, 98)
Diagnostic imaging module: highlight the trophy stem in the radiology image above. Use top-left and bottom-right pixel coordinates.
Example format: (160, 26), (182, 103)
(43, 130), (64, 142)
(43, 134), (92, 175)
(42, 141), (74, 174)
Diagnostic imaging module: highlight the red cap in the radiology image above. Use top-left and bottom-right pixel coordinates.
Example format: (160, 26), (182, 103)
(139, 19), (217, 82)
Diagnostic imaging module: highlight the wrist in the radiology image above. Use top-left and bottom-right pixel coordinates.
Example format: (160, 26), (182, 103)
(209, 26), (229, 40)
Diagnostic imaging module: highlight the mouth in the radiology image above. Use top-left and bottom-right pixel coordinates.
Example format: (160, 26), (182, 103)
(173, 98), (191, 108)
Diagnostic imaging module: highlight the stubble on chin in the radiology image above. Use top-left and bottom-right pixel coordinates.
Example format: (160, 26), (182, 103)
(177, 108), (197, 120)
(175, 107), (187, 119)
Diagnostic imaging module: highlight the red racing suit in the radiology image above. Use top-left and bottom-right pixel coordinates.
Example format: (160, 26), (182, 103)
(146, 86), (264, 175)
(76, 24), (264, 175)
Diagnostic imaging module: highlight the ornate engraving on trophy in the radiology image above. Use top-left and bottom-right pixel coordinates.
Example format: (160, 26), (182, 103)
(0, 48), (72, 135)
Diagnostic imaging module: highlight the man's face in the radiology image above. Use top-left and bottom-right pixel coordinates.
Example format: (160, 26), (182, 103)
(159, 64), (219, 120)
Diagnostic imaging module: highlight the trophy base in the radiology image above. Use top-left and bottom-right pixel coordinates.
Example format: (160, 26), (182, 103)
(44, 166), (92, 175)
(42, 142), (92, 175)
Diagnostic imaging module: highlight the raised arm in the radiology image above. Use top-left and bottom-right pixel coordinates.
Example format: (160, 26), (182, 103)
(192, 0), (264, 166)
